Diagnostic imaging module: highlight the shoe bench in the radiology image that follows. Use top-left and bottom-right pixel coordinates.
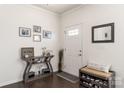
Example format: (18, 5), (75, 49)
(79, 67), (115, 88)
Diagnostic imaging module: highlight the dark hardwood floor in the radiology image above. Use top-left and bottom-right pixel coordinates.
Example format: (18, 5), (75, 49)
(2, 73), (79, 88)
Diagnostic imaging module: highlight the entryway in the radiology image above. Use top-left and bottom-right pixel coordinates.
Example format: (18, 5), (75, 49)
(63, 24), (83, 76)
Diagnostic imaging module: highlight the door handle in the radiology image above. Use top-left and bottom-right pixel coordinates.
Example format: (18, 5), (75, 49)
(78, 54), (82, 56)
(79, 50), (82, 52)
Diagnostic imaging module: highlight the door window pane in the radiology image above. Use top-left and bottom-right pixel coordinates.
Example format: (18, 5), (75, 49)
(66, 29), (79, 36)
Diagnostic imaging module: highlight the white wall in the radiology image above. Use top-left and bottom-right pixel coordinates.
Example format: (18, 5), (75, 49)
(0, 5), (60, 86)
(1, 4), (124, 88)
(61, 5), (124, 87)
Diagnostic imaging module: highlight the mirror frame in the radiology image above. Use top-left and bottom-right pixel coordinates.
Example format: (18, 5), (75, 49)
(92, 23), (114, 43)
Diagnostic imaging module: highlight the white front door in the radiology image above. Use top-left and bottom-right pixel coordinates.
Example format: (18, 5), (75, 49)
(63, 24), (83, 76)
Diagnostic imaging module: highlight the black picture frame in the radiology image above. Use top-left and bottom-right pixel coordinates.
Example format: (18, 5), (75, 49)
(33, 25), (41, 33)
(19, 27), (31, 37)
(92, 23), (114, 43)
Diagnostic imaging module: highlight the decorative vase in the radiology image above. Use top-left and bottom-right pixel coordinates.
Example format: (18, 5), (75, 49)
(58, 49), (64, 72)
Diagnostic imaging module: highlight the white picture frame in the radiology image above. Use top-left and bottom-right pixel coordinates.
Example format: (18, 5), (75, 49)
(43, 30), (52, 39)
(33, 35), (41, 42)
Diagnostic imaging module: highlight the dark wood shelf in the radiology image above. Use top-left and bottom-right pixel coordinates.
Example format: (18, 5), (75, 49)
(25, 73), (53, 83)
(80, 82), (92, 88)
(80, 77), (91, 83)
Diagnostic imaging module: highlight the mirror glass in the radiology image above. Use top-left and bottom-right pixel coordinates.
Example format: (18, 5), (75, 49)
(92, 23), (114, 43)
(94, 26), (111, 41)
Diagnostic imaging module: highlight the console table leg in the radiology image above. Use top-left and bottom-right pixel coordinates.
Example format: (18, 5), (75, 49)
(23, 63), (32, 82)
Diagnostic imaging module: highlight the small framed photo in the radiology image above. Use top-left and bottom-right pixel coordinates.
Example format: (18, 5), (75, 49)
(33, 35), (41, 42)
(43, 30), (52, 39)
(33, 25), (41, 33)
(19, 27), (31, 37)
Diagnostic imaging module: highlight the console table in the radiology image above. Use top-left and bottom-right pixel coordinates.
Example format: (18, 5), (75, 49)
(21, 47), (54, 83)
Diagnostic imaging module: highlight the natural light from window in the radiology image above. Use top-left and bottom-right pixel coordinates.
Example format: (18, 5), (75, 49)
(66, 29), (79, 36)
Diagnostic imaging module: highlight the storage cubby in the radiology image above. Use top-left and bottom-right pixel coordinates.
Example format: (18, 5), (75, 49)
(79, 67), (115, 88)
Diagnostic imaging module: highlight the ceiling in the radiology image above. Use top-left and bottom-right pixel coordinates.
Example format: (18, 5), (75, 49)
(34, 4), (81, 14)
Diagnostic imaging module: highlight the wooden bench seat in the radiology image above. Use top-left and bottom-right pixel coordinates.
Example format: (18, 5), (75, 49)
(80, 67), (112, 79)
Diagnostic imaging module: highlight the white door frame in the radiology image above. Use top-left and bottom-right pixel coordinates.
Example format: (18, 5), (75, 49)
(63, 23), (83, 76)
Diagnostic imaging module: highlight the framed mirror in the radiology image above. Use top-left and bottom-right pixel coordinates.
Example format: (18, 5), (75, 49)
(92, 23), (114, 43)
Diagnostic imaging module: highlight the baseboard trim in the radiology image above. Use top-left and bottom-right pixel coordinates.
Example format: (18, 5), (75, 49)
(0, 70), (58, 87)
(0, 79), (22, 87)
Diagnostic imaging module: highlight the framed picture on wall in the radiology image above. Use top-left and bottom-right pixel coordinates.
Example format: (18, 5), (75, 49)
(33, 25), (41, 33)
(33, 35), (41, 42)
(43, 30), (52, 39)
(92, 23), (114, 43)
(19, 27), (31, 37)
